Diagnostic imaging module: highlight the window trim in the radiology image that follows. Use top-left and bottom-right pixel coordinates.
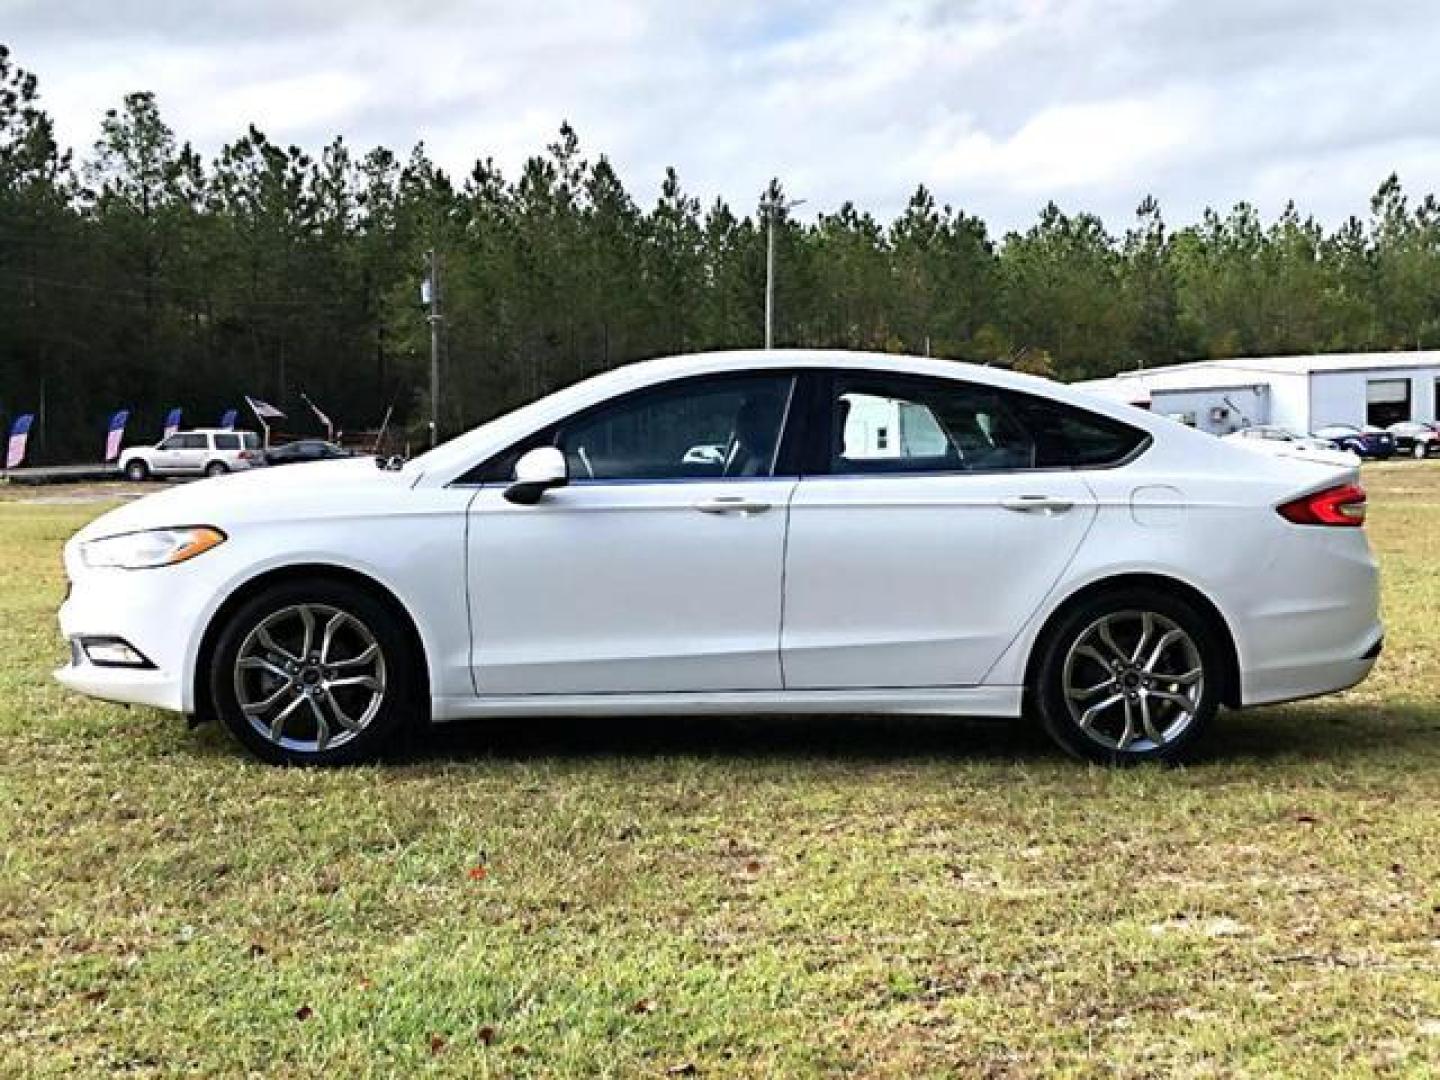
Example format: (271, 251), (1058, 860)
(452, 369), (809, 487)
(809, 369), (1152, 478)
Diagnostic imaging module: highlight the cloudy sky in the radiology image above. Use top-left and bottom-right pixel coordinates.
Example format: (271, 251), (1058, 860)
(6, 0), (1440, 233)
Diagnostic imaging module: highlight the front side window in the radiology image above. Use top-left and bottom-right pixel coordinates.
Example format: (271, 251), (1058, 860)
(827, 374), (1146, 474)
(551, 375), (796, 482)
(169, 433), (207, 450)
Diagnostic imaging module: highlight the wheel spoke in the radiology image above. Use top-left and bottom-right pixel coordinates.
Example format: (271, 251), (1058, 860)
(1130, 611), (1156, 664)
(324, 692), (362, 733)
(1117, 697), (1137, 749)
(1150, 688), (1196, 713)
(256, 626), (299, 665)
(1079, 693), (1124, 730)
(268, 692), (307, 743)
(326, 674), (382, 692)
(1074, 644), (1114, 672)
(1068, 677), (1116, 701)
(238, 656), (290, 682)
(307, 695), (332, 752)
(1169, 667), (1203, 686)
(321, 611), (356, 665)
(242, 681), (292, 716)
(1139, 695), (1164, 743)
(1096, 620), (1130, 663)
(330, 643), (379, 669)
(1143, 628), (1184, 673)
(297, 606), (317, 660)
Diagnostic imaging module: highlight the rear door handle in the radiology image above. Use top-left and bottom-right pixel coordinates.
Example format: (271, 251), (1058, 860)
(1001, 495), (1074, 514)
(693, 495), (772, 515)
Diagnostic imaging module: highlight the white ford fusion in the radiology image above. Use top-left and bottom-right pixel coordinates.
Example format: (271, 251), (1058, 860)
(57, 350), (1382, 766)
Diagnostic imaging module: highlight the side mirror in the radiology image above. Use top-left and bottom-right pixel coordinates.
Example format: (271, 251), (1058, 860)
(504, 446), (569, 505)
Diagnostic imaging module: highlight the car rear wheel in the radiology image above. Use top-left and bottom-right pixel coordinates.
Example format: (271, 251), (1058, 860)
(1031, 587), (1224, 765)
(209, 580), (420, 765)
(204, 461), (229, 477)
(1416, 443), (1428, 460)
(124, 459), (149, 481)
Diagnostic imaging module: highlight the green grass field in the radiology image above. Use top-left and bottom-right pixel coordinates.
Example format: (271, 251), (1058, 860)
(2, 467), (1438, 1077)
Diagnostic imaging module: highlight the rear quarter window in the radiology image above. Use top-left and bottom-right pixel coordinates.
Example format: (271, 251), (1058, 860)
(1002, 391), (1150, 468)
(214, 434), (240, 450)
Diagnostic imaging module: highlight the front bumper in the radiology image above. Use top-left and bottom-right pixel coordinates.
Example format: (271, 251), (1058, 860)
(55, 564), (209, 714)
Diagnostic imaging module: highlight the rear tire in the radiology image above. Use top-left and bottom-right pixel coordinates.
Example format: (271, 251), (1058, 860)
(124, 459), (149, 481)
(1030, 587), (1224, 765)
(204, 461), (229, 477)
(208, 579), (421, 766)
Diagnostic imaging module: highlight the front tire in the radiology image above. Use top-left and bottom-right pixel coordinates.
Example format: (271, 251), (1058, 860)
(124, 459), (149, 481)
(1031, 587), (1224, 765)
(209, 580), (420, 765)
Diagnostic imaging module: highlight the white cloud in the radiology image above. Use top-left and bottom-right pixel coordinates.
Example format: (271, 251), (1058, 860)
(7, 0), (1440, 230)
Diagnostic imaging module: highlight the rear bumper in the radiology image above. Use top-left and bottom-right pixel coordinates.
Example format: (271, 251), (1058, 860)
(1240, 631), (1382, 707)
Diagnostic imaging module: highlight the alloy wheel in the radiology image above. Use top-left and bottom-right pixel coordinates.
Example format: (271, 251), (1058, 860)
(1061, 609), (1205, 753)
(233, 603), (388, 754)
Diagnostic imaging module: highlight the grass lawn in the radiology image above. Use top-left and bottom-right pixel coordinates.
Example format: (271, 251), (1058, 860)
(2, 466), (1438, 1077)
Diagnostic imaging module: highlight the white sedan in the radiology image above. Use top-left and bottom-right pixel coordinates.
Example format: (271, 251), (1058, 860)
(56, 351), (1382, 765)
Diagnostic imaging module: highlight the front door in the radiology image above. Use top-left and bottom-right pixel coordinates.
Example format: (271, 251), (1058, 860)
(781, 371), (1138, 688)
(467, 373), (799, 695)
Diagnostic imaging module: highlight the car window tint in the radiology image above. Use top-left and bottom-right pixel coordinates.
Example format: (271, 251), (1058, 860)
(214, 434), (240, 450)
(242, 433), (261, 450)
(828, 374), (1146, 474)
(555, 375), (795, 482)
(174, 434), (207, 449)
(158, 435), (184, 450)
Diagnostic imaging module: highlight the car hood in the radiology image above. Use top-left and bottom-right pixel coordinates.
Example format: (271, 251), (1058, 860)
(74, 457), (413, 543)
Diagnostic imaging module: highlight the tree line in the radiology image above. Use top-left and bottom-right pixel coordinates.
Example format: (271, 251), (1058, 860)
(4, 44), (1440, 463)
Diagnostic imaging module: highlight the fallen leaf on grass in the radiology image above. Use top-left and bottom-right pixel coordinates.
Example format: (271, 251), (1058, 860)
(745, 860), (762, 874)
(467, 865), (488, 881)
(429, 1034), (446, 1055)
(667, 1064), (699, 1076)
(294, 1005), (313, 1021)
(477, 1025), (497, 1046)
(632, 998), (658, 1014)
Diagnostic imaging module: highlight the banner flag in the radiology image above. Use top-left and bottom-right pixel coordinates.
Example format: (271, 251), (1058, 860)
(163, 408), (182, 438)
(219, 408), (238, 430)
(300, 392), (333, 437)
(6, 414), (34, 469)
(245, 395), (286, 421)
(105, 409), (130, 463)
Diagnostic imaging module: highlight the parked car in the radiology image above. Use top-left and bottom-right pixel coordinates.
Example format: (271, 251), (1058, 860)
(263, 439), (357, 467)
(1312, 424), (1396, 460)
(58, 351), (1381, 767)
(1221, 426), (1360, 467)
(119, 429), (261, 480)
(1386, 420), (1440, 459)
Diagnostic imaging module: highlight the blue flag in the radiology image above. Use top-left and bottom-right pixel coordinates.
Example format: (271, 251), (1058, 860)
(6, 413), (34, 469)
(219, 409), (238, 430)
(105, 409), (130, 463)
(163, 408), (182, 437)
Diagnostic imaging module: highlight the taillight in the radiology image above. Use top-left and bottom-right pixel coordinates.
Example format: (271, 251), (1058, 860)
(1277, 483), (1367, 527)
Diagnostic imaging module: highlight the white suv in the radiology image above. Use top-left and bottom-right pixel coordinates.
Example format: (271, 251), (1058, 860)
(120, 429), (262, 480)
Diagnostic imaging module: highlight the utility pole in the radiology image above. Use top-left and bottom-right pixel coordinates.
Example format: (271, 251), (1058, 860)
(763, 195), (805, 349)
(423, 249), (443, 447)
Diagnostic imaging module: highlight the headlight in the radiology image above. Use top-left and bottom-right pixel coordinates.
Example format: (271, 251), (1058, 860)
(81, 526), (226, 570)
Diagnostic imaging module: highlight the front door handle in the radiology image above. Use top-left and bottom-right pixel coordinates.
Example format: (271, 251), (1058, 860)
(1001, 495), (1074, 514)
(693, 495), (772, 515)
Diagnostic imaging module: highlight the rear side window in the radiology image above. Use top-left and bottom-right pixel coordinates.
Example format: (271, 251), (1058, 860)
(214, 434), (240, 450)
(242, 433), (261, 450)
(826, 373), (1147, 474)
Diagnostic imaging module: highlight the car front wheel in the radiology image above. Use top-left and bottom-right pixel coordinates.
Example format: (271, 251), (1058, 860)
(1031, 588), (1224, 764)
(124, 459), (149, 481)
(209, 580), (419, 765)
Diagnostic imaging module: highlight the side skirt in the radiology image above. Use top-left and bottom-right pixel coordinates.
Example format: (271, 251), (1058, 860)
(431, 686), (1024, 722)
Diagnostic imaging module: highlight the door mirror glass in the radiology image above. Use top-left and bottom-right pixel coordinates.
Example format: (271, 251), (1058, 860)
(505, 446), (569, 505)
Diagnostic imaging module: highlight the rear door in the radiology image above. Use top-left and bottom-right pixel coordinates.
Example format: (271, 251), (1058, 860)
(781, 372), (1142, 689)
